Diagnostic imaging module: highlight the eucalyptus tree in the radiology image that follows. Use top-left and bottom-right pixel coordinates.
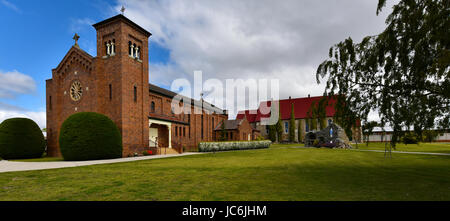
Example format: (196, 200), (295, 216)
(316, 0), (449, 148)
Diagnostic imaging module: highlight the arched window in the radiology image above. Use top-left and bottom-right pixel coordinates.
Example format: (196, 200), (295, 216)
(151, 101), (155, 113)
(133, 43), (137, 58)
(128, 41), (132, 56)
(137, 46), (141, 59)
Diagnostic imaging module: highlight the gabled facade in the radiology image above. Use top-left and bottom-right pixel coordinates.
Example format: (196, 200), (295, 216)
(214, 117), (260, 141)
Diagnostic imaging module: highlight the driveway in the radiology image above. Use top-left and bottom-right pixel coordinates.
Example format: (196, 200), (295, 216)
(0, 152), (203, 173)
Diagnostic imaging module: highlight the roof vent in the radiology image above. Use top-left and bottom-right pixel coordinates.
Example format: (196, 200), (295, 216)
(308, 94), (310, 98)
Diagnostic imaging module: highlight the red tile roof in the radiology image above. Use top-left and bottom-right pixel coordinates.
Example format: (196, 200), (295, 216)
(236, 110), (258, 123)
(237, 96), (337, 122)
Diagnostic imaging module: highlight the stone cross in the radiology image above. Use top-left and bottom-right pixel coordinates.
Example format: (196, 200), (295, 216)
(73, 33), (80, 47)
(121, 6), (125, 14)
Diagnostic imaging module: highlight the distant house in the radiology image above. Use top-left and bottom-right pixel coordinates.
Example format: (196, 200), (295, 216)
(214, 117), (260, 141)
(237, 95), (362, 142)
(367, 127), (450, 142)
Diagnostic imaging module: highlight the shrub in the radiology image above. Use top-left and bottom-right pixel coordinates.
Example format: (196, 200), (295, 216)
(402, 133), (418, 144)
(59, 112), (122, 161)
(0, 118), (46, 160)
(143, 150), (152, 156)
(198, 140), (271, 152)
(255, 135), (265, 141)
(312, 139), (320, 147)
(423, 130), (439, 142)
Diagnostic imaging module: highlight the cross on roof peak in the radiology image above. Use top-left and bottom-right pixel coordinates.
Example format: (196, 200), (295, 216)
(73, 33), (80, 47)
(120, 6), (125, 14)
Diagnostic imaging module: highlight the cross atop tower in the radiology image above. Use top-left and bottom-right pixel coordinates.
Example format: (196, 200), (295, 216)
(73, 33), (80, 47)
(120, 6), (125, 15)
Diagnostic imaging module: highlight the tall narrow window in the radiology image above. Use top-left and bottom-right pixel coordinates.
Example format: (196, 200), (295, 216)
(175, 126), (178, 136)
(285, 122), (289, 134)
(128, 41), (132, 56)
(183, 127), (186, 137)
(201, 115), (204, 139)
(179, 127), (182, 137)
(133, 86), (137, 102)
(151, 101), (155, 112)
(109, 84), (112, 100)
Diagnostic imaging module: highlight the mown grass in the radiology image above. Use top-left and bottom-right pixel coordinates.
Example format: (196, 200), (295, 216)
(354, 142), (450, 154)
(0, 144), (449, 201)
(10, 157), (63, 162)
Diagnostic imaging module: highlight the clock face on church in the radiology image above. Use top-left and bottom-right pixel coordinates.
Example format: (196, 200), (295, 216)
(70, 80), (83, 101)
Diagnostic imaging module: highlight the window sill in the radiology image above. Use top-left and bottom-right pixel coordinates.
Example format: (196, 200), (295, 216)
(129, 55), (142, 63)
(102, 53), (116, 59)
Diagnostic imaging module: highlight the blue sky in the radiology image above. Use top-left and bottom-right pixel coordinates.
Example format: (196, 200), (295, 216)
(0, 0), (394, 127)
(0, 0), (170, 123)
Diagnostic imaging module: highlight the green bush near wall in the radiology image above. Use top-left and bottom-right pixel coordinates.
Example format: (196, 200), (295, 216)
(59, 112), (122, 161)
(198, 140), (271, 152)
(0, 118), (46, 160)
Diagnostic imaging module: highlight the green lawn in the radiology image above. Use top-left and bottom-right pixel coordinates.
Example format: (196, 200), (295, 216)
(10, 157), (63, 162)
(0, 145), (449, 201)
(354, 142), (450, 154)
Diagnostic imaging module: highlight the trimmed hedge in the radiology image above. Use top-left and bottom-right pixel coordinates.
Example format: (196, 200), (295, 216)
(59, 112), (122, 161)
(0, 118), (46, 160)
(198, 140), (271, 152)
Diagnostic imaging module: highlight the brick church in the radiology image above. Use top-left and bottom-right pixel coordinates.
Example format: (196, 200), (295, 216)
(46, 14), (229, 157)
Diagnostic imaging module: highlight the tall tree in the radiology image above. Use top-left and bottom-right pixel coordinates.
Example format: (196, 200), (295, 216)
(289, 103), (296, 142)
(298, 120), (303, 143)
(220, 120), (227, 141)
(268, 124), (277, 142)
(316, 0), (449, 148)
(275, 103), (283, 142)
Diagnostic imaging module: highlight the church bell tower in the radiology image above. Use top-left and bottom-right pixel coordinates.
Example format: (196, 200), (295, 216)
(92, 14), (152, 156)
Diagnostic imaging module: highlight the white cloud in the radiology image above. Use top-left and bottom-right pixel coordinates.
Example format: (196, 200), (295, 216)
(70, 18), (95, 33)
(1, 0), (21, 13)
(0, 70), (36, 98)
(115, 0), (396, 113)
(0, 110), (46, 129)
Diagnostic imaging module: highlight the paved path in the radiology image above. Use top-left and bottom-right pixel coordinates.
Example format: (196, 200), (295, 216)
(353, 149), (450, 156)
(0, 152), (203, 173)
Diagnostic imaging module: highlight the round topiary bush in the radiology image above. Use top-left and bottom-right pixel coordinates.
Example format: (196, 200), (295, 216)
(0, 118), (46, 160)
(59, 112), (122, 161)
